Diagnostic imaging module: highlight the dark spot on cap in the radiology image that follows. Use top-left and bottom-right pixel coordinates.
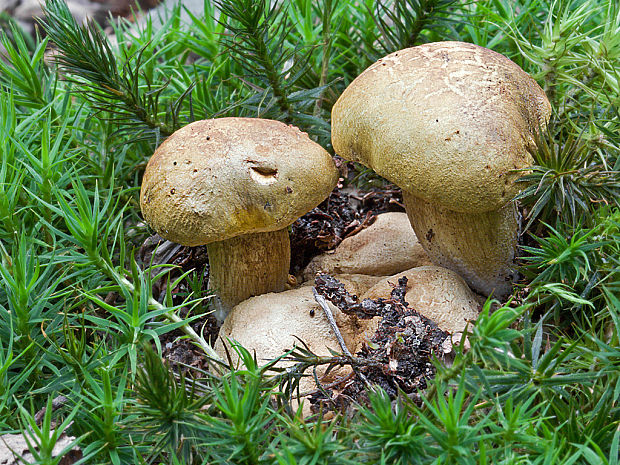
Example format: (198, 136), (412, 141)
(173, 161), (177, 166)
(252, 166), (278, 177)
(309, 309), (315, 317)
(170, 188), (175, 194)
(206, 136), (211, 141)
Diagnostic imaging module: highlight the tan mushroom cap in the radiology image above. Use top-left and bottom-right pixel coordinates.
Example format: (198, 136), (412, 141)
(216, 284), (375, 366)
(302, 212), (431, 280)
(331, 41), (551, 213)
(215, 283), (378, 416)
(140, 118), (339, 246)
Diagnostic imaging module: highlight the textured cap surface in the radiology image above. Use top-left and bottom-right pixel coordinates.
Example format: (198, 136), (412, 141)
(140, 118), (339, 246)
(331, 41), (551, 213)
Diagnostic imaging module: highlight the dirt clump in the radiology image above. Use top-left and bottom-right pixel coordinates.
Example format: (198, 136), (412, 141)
(308, 273), (448, 413)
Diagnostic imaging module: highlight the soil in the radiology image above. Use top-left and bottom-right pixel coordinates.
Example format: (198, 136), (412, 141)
(308, 273), (449, 413)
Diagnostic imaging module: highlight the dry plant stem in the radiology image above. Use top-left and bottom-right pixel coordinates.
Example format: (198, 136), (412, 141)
(312, 288), (354, 358)
(207, 229), (291, 321)
(34, 395), (68, 425)
(402, 192), (519, 299)
(312, 287), (372, 389)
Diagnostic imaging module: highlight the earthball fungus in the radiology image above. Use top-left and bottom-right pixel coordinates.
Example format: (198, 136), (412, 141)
(140, 118), (339, 320)
(331, 41), (551, 298)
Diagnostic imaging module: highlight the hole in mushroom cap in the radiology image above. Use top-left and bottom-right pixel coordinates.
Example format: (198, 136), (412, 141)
(250, 166), (278, 185)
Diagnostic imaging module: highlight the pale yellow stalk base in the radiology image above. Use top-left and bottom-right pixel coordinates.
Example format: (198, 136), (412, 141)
(207, 229), (291, 321)
(403, 192), (518, 299)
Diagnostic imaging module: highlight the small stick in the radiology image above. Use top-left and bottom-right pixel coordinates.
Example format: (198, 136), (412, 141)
(312, 287), (372, 389)
(303, 371), (356, 397)
(34, 395), (68, 425)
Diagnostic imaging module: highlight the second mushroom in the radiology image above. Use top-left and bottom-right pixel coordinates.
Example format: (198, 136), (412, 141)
(331, 41), (551, 298)
(140, 118), (339, 321)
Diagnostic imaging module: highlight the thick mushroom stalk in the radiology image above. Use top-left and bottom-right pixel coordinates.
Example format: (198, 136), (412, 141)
(402, 193), (519, 297)
(207, 229), (290, 319)
(140, 118), (338, 321)
(331, 42), (551, 299)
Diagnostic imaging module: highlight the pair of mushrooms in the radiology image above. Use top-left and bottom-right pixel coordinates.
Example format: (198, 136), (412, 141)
(140, 41), (551, 322)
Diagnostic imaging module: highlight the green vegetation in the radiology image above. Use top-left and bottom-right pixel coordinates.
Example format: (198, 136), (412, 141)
(0, 0), (618, 463)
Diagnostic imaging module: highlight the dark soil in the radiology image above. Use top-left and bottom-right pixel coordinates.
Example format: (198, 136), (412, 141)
(308, 273), (449, 413)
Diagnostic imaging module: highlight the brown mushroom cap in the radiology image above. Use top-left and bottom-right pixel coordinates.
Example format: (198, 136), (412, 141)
(215, 283), (377, 416)
(331, 41), (551, 213)
(302, 212), (432, 280)
(216, 284), (375, 367)
(140, 118), (339, 246)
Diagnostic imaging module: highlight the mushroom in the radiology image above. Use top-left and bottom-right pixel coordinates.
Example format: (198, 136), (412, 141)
(140, 118), (339, 321)
(302, 212), (432, 281)
(215, 281), (377, 416)
(331, 41), (551, 298)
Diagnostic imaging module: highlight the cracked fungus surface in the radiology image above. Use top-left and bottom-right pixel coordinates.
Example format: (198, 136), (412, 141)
(140, 118), (339, 246)
(332, 41), (551, 213)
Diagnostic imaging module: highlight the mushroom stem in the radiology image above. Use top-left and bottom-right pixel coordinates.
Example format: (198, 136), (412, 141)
(402, 192), (519, 299)
(207, 228), (291, 322)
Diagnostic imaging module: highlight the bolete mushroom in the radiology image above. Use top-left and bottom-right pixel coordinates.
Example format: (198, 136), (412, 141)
(331, 41), (551, 298)
(140, 118), (338, 320)
(302, 212), (432, 281)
